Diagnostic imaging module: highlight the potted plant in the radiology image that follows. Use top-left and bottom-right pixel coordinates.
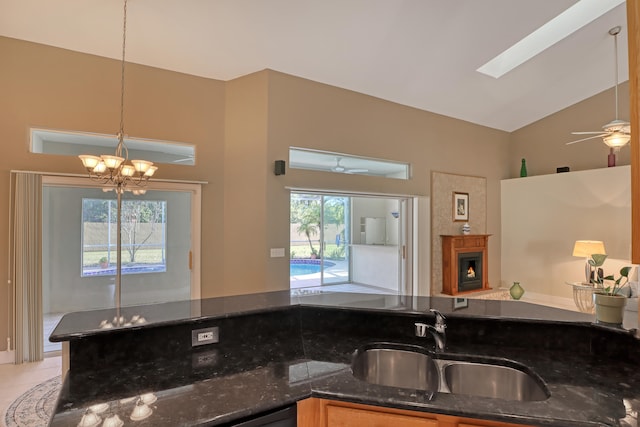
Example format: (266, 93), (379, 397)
(588, 254), (631, 324)
(99, 256), (109, 269)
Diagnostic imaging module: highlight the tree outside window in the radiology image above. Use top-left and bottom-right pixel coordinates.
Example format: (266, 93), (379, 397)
(81, 198), (167, 276)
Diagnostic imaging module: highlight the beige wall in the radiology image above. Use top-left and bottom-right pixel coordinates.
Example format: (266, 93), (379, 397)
(265, 71), (511, 297)
(501, 166), (631, 301)
(0, 37), (226, 351)
(4, 35), (615, 353)
(509, 82), (631, 177)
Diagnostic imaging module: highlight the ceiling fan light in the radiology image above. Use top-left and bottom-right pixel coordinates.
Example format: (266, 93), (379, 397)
(603, 131), (630, 149)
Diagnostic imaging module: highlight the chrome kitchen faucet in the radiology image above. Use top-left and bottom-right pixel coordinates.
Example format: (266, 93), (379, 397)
(415, 309), (446, 351)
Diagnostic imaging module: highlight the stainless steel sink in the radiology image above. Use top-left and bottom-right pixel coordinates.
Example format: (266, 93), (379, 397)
(442, 361), (549, 401)
(351, 344), (439, 391)
(351, 343), (549, 402)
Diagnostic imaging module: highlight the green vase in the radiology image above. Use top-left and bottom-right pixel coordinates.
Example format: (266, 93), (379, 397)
(510, 282), (525, 300)
(520, 158), (527, 177)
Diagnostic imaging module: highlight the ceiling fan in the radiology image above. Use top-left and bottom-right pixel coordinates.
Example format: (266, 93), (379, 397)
(172, 154), (195, 164)
(332, 157), (368, 174)
(566, 26), (631, 151)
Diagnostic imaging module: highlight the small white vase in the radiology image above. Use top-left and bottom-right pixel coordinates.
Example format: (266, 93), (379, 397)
(461, 223), (471, 235)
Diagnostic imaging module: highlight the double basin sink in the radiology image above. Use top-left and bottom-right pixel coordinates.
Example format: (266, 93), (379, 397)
(351, 342), (549, 402)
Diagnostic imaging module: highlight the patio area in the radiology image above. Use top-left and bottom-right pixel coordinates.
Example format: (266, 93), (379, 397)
(290, 258), (395, 296)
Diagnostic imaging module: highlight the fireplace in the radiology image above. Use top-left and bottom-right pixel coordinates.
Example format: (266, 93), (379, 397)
(441, 234), (490, 295)
(457, 252), (483, 292)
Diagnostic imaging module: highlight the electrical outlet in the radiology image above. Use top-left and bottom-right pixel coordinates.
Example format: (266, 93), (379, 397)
(191, 326), (219, 347)
(198, 331), (214, 342)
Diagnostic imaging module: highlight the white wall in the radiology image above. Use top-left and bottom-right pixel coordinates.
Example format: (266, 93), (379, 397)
(351, 197), (399, 245)
(501, 166), (632, 301)
(352, 244), (399, 291)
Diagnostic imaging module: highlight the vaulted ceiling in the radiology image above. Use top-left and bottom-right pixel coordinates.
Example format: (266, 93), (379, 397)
(0, 0), (629, 132)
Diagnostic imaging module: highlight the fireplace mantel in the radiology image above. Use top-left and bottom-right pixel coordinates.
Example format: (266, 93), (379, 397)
(441, 234), (491, 295)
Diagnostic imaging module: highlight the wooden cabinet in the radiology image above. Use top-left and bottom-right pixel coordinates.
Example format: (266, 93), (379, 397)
(297, 398), (533, 427)
(441, 234), (490, 295)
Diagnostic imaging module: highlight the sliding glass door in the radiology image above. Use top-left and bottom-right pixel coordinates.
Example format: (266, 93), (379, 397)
(42, 177), (200, 353)
(321, 196), (350, 285)
(290, 192), (412, 295)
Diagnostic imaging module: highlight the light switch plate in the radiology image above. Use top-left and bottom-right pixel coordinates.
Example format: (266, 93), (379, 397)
(270, 248), (285, 257)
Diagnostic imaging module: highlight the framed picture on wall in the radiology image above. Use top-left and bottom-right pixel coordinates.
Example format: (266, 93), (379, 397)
(453, 192), (469, 221)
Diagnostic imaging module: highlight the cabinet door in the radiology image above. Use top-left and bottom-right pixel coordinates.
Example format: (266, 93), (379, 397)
(326, 405), (437, 427)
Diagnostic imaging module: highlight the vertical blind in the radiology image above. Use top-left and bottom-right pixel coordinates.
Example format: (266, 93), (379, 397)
(11, 172), (43, 363)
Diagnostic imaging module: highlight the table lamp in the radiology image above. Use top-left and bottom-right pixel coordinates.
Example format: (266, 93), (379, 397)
(572, 240), (606, 284)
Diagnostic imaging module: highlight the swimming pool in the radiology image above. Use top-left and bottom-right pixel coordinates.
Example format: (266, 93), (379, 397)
(290, 260), (335, 276)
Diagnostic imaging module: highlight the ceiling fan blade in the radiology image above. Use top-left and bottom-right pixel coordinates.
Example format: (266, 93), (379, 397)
(571, 131), (606, 135)
(344, 169), (369, 174)
(172, 157), (194, 163)
(566, 134), (607, 145)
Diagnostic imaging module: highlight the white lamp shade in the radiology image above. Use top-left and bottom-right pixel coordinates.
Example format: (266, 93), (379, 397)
(140, 392), (157, 405)
(131, 159), (153, 173)
(102, 414), (124, 427)
(130, 401), (153, 421)
(120, 165), (136, 177)
(79, 155), (101, 169)
(101, 155), (125, 169)
(78, 411), (101, 427)
(603, 132), (630, 149)
(572, 240), (606, 258)
(144, 166), (157, 177)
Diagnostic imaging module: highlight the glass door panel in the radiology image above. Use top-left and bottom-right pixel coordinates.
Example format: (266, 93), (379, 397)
(42, 183), (195, 353)
(322, 196), (350, 285)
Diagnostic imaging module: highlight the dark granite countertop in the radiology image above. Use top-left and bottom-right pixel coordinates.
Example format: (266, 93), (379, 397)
(49, 292), (640, 427)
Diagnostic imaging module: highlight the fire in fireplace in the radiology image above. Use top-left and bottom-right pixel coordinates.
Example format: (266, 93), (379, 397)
(458, 252), (483, 292)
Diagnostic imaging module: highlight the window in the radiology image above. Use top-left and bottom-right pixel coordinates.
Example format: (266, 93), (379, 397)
(31, 127), (196, 165)
(289, 147), (411, 179)
(81, 198), (167, 277)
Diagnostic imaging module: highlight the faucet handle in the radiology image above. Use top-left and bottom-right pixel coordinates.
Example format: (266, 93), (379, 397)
(429, 309), (446, 332)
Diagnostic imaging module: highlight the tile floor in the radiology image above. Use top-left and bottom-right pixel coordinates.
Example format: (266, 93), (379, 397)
(0, 356), (61, 427)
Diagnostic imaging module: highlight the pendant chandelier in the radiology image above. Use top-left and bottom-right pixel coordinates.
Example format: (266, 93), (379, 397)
(78, 0), (157, 191)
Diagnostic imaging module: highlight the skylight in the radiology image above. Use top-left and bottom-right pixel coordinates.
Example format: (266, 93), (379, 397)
(477, 0), (625, 78)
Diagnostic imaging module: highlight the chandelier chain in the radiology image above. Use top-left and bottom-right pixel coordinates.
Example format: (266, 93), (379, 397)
(78, 0), (156, 192)
(118, 0), (128, 158)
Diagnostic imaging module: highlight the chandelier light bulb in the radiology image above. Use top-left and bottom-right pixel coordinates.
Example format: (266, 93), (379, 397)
(131, 159), (153, 173)
(79, 155), (101, 170)
(144, 166), (158, 177)
(93, 162), (107, 174)
(101, 155), (125, 170)
(120, 165), (136, 177)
